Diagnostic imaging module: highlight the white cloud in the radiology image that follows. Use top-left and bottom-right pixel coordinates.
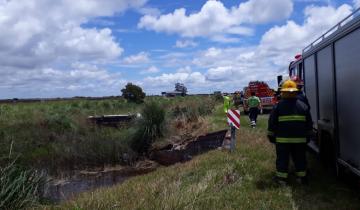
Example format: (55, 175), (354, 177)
(185, 4), (354, 92)
(144, 72), (206, 88)
(123, 52), (150, 64)
(138, 7), (161, 16)
(175, 40), (198, 48)
(205, 66), (234, 81)
(157, 52), (192, 68)
(192, 47), (257, 68)
(210, 35), (241, 43)
(233, 0), (293, 24)
(354, 0), (360, 8)
(259, 4), (352, 66)
(140, 66), (159, 74)
(0, 0), (147, 98)
(176, 66), (192, 73)
(138, 0), (292, 41)
(0, 64), (126, 98)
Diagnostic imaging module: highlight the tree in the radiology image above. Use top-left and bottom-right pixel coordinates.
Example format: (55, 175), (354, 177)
(175, 83), (187, 96)
(121, 83), (145, 103)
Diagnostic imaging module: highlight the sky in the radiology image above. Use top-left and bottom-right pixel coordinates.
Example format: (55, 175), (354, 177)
(0, 0), (358, 98)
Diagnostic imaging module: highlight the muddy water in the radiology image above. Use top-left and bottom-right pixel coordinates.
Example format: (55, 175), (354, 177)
(44, 164), (156, 202)
(43, 130), (227, 202)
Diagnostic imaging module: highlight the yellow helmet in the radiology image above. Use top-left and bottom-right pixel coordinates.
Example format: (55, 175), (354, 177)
(281, 80), (299, 92)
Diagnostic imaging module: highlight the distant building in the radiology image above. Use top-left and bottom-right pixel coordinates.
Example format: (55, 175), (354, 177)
(162, 83), (187, 97)
(161, 91), (184, 97)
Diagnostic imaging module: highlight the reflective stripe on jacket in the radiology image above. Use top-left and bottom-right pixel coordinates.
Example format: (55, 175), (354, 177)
(267, 98), (312, 143)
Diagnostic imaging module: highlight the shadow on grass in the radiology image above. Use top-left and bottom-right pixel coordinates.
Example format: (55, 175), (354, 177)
(255, 172), (280, 190)
(255, 152), (360, 209)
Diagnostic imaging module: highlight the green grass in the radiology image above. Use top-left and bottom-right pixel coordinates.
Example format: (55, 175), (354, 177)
(53, 106), (360, 210)
(0, 99), (142, 173)
(0, 96), (219, 209)
(1, 161), (45, 210)
(0, 96), (216, 174)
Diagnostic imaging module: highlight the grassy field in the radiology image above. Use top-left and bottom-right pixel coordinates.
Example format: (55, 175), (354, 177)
(52, 106), (360, 210)
(0, 96), (220, 209)
(0, 99), (142, 173)
(0, 96), (216, 174)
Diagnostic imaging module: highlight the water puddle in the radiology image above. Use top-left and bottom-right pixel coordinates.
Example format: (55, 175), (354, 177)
(44, 162), (157, 202)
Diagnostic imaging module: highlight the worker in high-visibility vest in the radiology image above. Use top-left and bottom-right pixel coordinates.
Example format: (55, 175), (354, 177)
(223, 93), (231, 113)
(248, 92), (261, 127)
(267, 80), (313, 185)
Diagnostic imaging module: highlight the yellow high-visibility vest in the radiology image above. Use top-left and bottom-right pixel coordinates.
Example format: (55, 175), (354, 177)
(223, 96), (231, 113)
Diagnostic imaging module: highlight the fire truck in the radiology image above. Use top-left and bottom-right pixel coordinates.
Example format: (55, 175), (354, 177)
(285, 8), (360, 176)
(243, 81), (276, 114)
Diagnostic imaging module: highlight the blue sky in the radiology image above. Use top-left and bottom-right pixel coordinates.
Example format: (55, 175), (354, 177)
(0, 0), (357, 98)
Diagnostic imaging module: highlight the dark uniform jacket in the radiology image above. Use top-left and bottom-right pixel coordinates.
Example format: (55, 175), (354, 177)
(268, 98), (313, 143)
(297, 92), (310, 110)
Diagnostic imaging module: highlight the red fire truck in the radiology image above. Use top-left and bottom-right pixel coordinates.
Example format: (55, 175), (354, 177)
(243, 81), (276, 114)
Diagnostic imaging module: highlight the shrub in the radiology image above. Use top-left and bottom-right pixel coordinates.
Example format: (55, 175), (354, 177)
(43, 113), (77, 133)
(0, 161), (45, 209)
(132, 102), (165, 153)
(213, 92), (223, 102)
(121, 83), (146, 104)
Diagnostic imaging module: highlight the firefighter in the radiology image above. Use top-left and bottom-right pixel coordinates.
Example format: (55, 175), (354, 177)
(267, 80), (313, 185)
(248, 92), (261, 128)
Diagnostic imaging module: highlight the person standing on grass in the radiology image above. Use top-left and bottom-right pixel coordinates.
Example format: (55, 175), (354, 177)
(267, 80), (313, 185)
(248, 92), (261, 128)
(223, 93), (231, 113)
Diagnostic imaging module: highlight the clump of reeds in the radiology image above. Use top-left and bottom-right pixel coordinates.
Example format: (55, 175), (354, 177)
(0, 160), (45, 209)
(132, 101), (166, 153)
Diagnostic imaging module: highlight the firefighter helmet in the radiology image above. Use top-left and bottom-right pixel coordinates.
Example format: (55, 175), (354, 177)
(281, 80), (299, 92)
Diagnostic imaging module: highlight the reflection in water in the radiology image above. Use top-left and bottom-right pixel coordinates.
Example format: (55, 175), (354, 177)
(44, 164), (156, 202)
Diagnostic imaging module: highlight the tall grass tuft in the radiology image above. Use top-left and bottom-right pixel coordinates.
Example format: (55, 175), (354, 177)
(132, 102), (166, 153)
(0, 161), (45, 209)
(172, 97), (216, 122)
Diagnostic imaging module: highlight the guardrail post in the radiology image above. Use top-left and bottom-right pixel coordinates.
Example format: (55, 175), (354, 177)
(230, 125), (236, 152)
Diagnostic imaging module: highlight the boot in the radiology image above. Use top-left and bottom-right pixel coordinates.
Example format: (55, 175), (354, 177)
(251, 120), (256, 128)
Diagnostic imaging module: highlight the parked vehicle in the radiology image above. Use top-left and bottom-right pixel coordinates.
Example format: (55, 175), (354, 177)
(243, 81), (276, 114)
(285, 8), (360, 176)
